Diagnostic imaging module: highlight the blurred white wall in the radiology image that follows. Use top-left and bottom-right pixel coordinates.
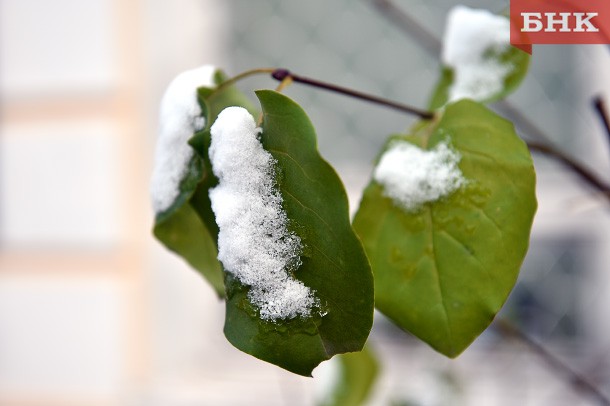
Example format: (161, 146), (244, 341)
(0, 0), (234, 404)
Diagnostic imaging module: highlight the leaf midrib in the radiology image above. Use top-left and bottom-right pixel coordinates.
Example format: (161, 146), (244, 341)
(427, 207), (455, 353)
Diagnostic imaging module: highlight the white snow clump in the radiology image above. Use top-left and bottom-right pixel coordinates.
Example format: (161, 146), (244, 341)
(374, 140), (466, 212)
(150, 65), (216, 213)
(442, 5), (512, 102)
(208, 106), (319, 321)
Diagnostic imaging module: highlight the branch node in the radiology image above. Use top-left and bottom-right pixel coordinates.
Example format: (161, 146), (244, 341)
(272, 68), (291, 81)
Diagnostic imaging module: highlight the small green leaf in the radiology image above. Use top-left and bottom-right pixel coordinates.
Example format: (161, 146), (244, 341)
(353, 100), (536, 357)
(153, 69), (256, 297)
(429, 11), (530, 110)
(154, 201), (224, 292)
(428, 67), (453, 112)
(223, 90), (374, 376)
(319, 345), (380, 406)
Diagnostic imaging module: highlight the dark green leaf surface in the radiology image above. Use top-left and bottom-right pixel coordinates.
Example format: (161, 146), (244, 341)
(319, 345), (380, 406)
(223, 90), (375, 376)
(354, 100), (536, 357)
(153, 69), (255, 297)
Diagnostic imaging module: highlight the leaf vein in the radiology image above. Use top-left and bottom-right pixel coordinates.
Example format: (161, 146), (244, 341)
(281, 188), (343, 265)
(428, 209), (454, 350)
(268, 148), (319, 184)
(438, 229), (496, 286)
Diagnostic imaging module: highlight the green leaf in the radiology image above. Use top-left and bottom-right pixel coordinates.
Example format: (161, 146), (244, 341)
(153, 69), (256, 297)
(428, 67), (453, 112)
(319, 345), (380, 406)
(429, 14), (530, 110)
(154, 200), (224, 292)
(353, 99), (536, 357)
(223, 90), (375, 376)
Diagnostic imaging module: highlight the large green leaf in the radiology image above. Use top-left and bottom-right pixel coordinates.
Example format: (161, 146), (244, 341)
(223, 90), (375, 376)
(153, 70), (255, 297)
(353, 100), (536, 357)
(319, 345), (380, 406)
(429, 13), (529, 110)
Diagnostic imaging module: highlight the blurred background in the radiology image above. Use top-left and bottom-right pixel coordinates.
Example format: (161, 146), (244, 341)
(1, 0), (610, 405)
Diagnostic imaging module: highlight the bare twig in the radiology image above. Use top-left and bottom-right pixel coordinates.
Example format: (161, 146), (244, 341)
(527, 141), (610, 202)
(494, 100), (554, 145)
(371, 0), (442, 55)
(593, 96), (610, 143)
(495, 319), (610, 406)
(271, 69), (435, 120)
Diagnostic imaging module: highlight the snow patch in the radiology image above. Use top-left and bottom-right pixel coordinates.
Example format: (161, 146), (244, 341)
(442, 6), (512, 102)
(374, 140), (466, 212)
(150, 65), (216, 213)
(208, 106), (319, 321)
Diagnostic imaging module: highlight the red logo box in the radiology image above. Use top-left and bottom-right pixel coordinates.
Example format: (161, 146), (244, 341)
(510, 0), (610, 53)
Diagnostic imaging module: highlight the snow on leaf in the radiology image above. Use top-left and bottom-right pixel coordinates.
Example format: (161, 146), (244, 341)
(354, 100), (536, 357)
(209, 106), (319, 321)
(152, 66), (256, 297)
(222, 91), (374, 377)
(374, 140), (467, 212)
(442, 6), (512, 103)
(150, 65), (215, 213)
(428, 6), (530, 109)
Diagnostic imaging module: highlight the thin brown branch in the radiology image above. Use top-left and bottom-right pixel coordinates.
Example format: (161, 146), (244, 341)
(526, 141), (610, 202)
(371, 0), (442, 55)
(495, 100), (554, 145)
(271, 69), (435, 120)
(495, 319), (610, 406)
(593, 96), (610, 143)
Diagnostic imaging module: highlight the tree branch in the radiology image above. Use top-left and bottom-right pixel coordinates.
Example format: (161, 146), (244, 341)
(370, 0), (442, 55)
(271, 69), (435, 120)
(593, 96), (610, 143)
(495, 319), (610, 406)
(527, 141), (610, 202)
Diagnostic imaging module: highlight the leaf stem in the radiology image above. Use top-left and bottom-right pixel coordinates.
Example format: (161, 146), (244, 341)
(257, 74), (294, 126)
(208, 67), (276, 99)
(495, 319), (610, 406)
(274, 75), (294, 93)
(271, 69), (435, 120)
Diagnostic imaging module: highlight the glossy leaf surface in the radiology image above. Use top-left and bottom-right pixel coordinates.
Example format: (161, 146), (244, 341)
(223, 90), (374, 376)
(354, 100), (536, 357)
